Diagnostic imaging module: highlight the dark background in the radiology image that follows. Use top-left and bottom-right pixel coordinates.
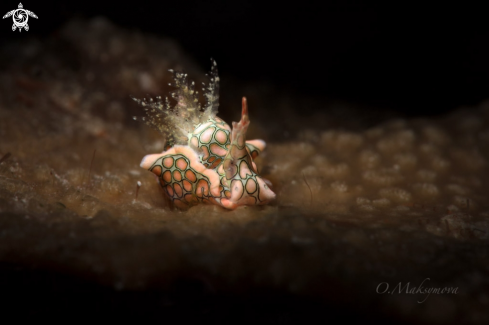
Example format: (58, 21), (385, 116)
(1, 1), (488, 116)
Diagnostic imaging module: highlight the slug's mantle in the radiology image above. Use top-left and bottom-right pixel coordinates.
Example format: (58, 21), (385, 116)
(133, 60), (275, 209)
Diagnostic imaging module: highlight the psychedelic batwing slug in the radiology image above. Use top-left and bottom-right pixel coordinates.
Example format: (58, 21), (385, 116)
(133, 60), (275, 209)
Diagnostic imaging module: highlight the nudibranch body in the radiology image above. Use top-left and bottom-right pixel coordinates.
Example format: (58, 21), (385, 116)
(133, 60), (275, 210)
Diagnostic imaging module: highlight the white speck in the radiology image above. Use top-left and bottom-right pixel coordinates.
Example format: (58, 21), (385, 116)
(138, 72), (155, 92)
(137, 181), (142, 187)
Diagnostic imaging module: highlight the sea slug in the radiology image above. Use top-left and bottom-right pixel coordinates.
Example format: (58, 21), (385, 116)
(132, 60), (276, 209)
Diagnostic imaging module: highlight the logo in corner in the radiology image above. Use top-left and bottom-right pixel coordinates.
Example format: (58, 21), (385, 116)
(3, 3), (37, 32)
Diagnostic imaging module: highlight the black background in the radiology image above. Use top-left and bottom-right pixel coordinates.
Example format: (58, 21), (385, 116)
(1, 1), (489, 116)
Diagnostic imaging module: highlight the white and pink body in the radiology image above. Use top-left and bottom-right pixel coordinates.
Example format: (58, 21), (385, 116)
(134, 61), (275, 209)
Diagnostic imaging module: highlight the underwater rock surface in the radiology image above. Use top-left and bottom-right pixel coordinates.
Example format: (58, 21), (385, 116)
(1, 18), (488, 323)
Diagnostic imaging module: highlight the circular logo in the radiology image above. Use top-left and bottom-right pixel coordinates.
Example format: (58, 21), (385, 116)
(13, 9), (28, 28)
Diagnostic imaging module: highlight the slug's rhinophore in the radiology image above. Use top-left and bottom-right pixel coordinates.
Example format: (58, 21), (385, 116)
(132, 60), (275, 209)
